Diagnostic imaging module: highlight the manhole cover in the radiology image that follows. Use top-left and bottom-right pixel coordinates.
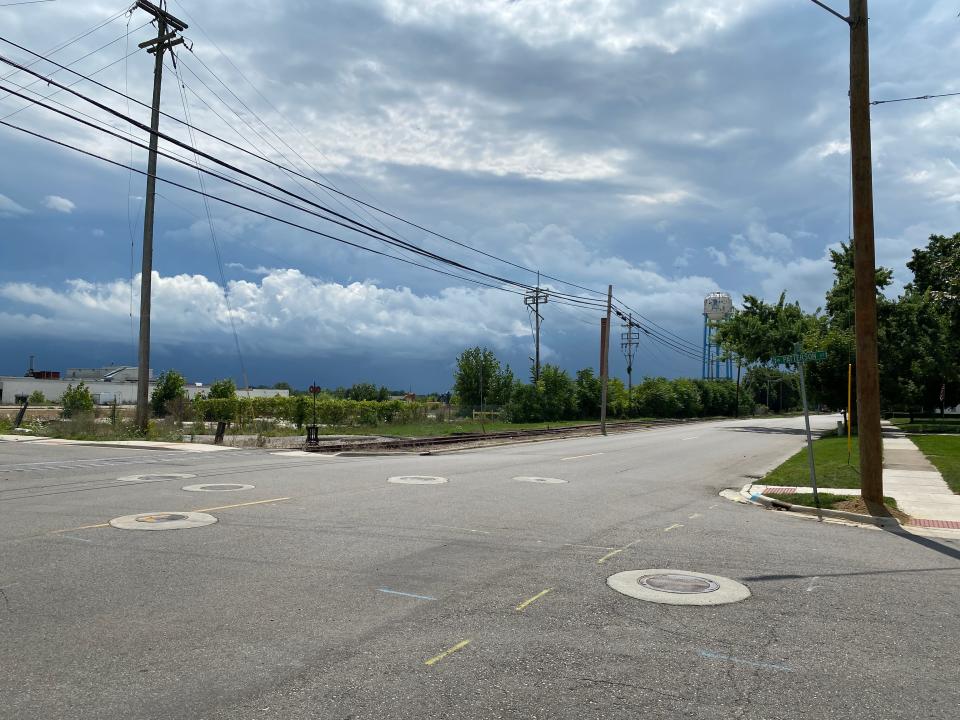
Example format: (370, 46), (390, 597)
(387, 475), (448, 485)
(607, 569), (750, 606)
(118, 473), (197, 483)
(638, 573), (719, 594)
(181, 483), (254, 492)
(513, 476), (567, 484)
(109, 511), (217, 531)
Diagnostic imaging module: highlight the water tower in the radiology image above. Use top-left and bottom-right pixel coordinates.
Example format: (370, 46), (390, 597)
(702, 292), (734, 380)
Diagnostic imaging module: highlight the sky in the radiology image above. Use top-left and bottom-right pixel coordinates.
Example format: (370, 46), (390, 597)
(0, 0), (958, 392)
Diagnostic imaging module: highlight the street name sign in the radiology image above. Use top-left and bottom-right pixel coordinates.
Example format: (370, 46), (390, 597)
(772, 350), (827, 364)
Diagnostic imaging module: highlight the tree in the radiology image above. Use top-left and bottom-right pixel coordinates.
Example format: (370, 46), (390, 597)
(345, 382), (379, 401)
(28, 390), (46, 404)
(575, 368), (602, 418)
(151, 370), (186, 417)
(453, 347), (513, 407)
(539, 364), (577, 421)
(61, 382), (94, 418)
(208, 378), (237, 399)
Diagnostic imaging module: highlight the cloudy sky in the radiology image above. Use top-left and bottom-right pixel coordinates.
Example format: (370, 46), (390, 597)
(0, 0), (957, 391)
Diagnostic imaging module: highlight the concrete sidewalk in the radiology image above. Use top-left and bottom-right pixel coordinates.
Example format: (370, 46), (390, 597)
(882, 424), (960, 529)
(756, 423), (960, 530)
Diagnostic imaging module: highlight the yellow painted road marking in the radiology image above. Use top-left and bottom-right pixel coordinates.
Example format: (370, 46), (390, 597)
(425, 639), (471, 666)
(597, 539), (641, 564)
(516, 588), (553, 612)
(192, 497), (291, 513)
(50, 497), (291, 534)
(561, 452), (604, 461)
(663, 523), (684, 532)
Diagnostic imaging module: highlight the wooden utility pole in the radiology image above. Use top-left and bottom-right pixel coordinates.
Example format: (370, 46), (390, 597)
(620, 313), (640, 394)
(524, 273), (548, 382)
(599, 285), (613, 435)
(133, 1), (186, 432)
(849, 0), (883, 503)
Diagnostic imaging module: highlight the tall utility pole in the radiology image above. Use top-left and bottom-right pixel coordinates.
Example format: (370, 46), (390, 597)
(849, 0), (883, 503)
(599, 285), (613, 436)
(133, 0), (187, 432)
(620, 313), (640, 394)
(524, 273), (549, 382)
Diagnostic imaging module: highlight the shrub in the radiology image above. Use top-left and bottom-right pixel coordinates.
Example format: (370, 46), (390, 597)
(60, 382), (94, 418)
(151, 370), (186, 417)
(28, 390), (46, 404)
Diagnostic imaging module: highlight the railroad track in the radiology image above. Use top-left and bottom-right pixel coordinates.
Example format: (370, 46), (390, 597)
(304, 418), (695, 453)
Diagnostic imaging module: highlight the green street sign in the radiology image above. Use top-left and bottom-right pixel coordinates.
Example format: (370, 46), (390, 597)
(773, 350), (828, 364)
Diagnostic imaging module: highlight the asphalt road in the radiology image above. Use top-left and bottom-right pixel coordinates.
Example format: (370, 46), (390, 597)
(1, 416), (958, 719)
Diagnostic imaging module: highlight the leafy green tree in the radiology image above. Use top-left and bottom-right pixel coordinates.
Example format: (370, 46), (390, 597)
(453, 347), (513, 406)
(28, 390), (46, 404)
(208, 378), (237, 399)
(61, 382), (94, 418)
(539, 364), (577, 421)
(345, 382), (379, 401)
(505, 381), (543, 422)
(575, 368), (602, 418)
(151, 370), (186, 417)
(633, 377), (682, 418)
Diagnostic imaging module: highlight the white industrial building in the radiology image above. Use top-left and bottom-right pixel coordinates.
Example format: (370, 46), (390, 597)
(0, 366), (288, 405)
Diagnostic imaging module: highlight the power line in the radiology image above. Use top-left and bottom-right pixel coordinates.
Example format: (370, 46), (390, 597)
(0, 34), (610, 304)
(871, 91), (960, 106)
(173, 60), (249, 390)
(0, 64), (557, 299)
(0, 117), (533, 299)
(0, 1), (58, 9)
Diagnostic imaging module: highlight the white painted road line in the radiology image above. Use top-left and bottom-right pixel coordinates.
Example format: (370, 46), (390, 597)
(561, 453), (604, 461)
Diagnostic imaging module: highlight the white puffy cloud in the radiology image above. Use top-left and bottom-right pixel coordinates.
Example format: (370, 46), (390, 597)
(0, 193), (29, 218)
(0, 269), (531, 358)
(43, 195), (75, 213)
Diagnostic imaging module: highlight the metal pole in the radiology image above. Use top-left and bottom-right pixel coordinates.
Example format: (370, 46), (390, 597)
(600, 285), (612, 435)
(849, 0), (883, 503)
(134, 17), (168, 433)
(796, 347), (822, 515)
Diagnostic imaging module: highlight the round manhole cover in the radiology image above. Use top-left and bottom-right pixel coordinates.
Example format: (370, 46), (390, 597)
(607, 569), (750, 606)
(513, 476), (567, 484)
(181, 483), (254, 492)
(109, 511), (217, 531)
(118, 473), (197, 483)
(637, 573), (719, 594)
(387, 475), (448, 485)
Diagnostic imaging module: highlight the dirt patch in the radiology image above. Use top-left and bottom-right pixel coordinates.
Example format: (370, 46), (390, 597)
(832, 497), (911, 524)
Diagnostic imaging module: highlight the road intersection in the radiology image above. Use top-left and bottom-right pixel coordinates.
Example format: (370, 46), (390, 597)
(1, 415), (957, 719)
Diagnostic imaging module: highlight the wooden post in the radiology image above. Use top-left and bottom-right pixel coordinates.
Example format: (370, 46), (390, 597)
(599, 285), (612, 435)
(849, 0), (883, 503)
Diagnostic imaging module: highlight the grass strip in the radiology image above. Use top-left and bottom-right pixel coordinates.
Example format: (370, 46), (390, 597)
(763, 435), (861, 489)
(908, 434), (960, 494)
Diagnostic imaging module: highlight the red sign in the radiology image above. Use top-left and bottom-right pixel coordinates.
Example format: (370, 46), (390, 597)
(308, 385), (321, 395)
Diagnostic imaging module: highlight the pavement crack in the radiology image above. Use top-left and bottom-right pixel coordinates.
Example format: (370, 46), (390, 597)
(0, 587), (11, 612)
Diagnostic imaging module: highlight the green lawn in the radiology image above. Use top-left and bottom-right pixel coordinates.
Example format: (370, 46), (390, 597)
(774, 492), (898, 510)
(890, 417), (960, 434)
(763, 435), (862, 489)
(908, 434), (960, 494)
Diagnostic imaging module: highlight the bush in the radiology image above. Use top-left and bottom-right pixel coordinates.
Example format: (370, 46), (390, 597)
(28, 390), (46, 404)
(61, 382), (94, 418)
(151, 370), (186, 417)
(208, 378), (237, 399)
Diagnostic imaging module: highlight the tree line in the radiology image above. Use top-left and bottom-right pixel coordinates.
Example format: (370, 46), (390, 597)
(715, 233), (959, 419)
(451, 346), (750, 421)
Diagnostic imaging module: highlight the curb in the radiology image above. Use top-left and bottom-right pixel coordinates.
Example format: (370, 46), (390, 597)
(739, 484), (901, 529)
